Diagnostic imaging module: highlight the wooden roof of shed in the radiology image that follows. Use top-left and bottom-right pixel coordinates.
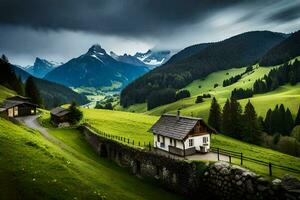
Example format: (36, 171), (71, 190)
(50, 107), (70, 117)
(0, 100), (37, 109)
(149, 114), (215, 140)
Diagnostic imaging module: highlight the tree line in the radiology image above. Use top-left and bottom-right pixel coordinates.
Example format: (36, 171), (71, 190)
(223, 65), (253, 87)
(208, 97), (300, 156)
(0, 55), (43, 106)
(230, 59), (300, 100)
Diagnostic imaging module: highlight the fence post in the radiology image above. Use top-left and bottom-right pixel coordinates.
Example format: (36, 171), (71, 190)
(269, 163), (272, 176)
(217, 148), (220, 161)
(138, 141), (140, 146)
(133, 140), (134, 145)
(149, 142), (151, 151)
(229, 155), (231, 163)
(240, 153), (243, 165)
(128, 139), (129, 144)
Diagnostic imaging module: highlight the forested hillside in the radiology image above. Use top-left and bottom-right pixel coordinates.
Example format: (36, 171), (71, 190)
(121, 31), (288, 108)
(260, 30), (300, 66)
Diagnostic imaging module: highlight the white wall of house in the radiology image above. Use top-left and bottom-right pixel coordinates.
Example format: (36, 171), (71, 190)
(184, 134), (210, 152)
(153, 134), (210, 152)
(154, 134), (184, 151)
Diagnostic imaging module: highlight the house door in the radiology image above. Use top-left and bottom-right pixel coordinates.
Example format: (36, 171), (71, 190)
(8, 108), (14, 117)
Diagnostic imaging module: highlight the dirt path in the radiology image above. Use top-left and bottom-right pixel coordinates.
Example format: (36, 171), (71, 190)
(16, 115), (69, 150)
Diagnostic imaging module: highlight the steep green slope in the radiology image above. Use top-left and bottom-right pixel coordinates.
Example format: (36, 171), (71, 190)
(81, 108), (300, 178)
(0, 85), (16, 102)
(121, 31), (288, 107)
(0, 116), (185, 200)
(260, 30), (300, 66)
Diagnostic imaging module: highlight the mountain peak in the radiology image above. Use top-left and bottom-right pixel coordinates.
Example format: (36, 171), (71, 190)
(88, 44), (106, 54)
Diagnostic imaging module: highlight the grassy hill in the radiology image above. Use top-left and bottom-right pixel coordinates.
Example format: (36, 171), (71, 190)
(121, 63), (300, 120)
(0, 115), (186, 200)
(82, 108), (300, 178)
(0, 85), (16, 102)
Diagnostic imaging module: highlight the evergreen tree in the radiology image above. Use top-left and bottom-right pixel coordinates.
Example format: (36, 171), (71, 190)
(278, 104), (286, 134)
(270, 105), (280, 135)
(284, 108), (294, 136)
(1, 54), (8, 63)
(230, 98), (243, 139)
(25, 76), (43, 106)
(208, 97), (221, 132)
(295, 106), (300, 126)
(264, 109), (272, 134)
(243, 101), (260, 144)
(221, 99), (231, 135)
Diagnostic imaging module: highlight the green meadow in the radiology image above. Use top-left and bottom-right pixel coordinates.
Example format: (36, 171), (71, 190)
(0, 115), (185, 200)
(82, 108), (300, 178)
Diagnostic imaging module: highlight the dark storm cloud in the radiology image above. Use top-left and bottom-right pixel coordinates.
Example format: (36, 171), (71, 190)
(268, 4), (300, 22)
(0, 0), (257, 36)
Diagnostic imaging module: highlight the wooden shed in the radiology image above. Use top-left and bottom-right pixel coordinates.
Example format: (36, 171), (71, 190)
(0, 96), (37, 117)
(50, 107), (71, 125)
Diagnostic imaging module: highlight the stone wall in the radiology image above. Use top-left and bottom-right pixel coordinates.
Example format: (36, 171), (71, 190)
(79, 126), (300, 200)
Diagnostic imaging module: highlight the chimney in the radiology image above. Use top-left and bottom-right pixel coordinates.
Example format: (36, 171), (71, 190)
(177, 110), (180, 120)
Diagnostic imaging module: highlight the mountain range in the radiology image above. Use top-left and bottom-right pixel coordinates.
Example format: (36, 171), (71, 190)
(44, 45), (150, 90)
(23, 57), (63, 78)
(121, 31), (292, 107)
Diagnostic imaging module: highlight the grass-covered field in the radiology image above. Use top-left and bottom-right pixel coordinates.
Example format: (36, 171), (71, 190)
(82, 108), (300, 178)
(0, 116), (186, 200)
(0, 85), (15, 102)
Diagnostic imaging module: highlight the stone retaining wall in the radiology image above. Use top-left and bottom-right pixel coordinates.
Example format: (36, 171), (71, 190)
(79, 125), (300, 200)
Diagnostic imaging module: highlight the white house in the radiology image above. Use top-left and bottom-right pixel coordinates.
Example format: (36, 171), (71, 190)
(149, 111), (216, 156)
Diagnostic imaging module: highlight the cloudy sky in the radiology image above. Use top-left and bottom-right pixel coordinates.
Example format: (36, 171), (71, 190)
(0, 0), (300, 66)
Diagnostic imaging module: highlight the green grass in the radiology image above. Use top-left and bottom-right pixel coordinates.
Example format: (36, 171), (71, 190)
(0, 116), (185, 200)
(82, 108), (300, 178)
(0, 85), (16, 102)
(82, 108), (156, 145)
(144, 66), (300, 120)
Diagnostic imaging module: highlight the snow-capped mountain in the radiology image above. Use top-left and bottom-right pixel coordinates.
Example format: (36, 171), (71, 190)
(44, 44), (149, 90)
(110, 51), (147, 67)
(134, 49), (174, 68)
(24, 57), (63, 78)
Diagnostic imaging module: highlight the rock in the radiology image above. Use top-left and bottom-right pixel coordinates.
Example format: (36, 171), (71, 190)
(235, 175), (241, 180)
(246, 179), (254, 193)
(231, 165), (246, 175)
(257, 177), (269, 185)
(281, 175), (300, 191)
(204, 171), (209, 176)
(220, 168), (230, 175)
(272, 179), (282, 186)
(236, 180), (243, 186)
(214, 161), (230, 171)
(242, 171), (257, 178)
(257, 184), (268, 192)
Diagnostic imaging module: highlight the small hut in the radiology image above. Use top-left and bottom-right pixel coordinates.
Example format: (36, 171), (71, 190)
(0, 96), (37, 117)
(50, 107), (71, 126)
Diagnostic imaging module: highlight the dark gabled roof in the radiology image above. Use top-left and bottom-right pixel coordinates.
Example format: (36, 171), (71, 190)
(150, 114), (216, 140)
(50, 107), (70, 117)
(0, 100), (37, 109)
(150, 114), (215, 140)
(6, 95), (31, 102)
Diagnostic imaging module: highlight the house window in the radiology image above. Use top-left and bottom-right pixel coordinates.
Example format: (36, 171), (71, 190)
(14, 106), (18, 116)
(174, 140), (177, 147)
(203, 137), (208, 144)
(157, 135), (160, 142)
(189, 139), (194, 147)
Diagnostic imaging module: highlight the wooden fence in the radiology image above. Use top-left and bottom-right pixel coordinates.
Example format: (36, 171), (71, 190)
(210, 146), (300, 176)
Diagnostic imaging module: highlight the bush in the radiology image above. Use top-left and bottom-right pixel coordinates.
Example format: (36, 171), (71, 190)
(291, 125), (300, 142)
(276, 136), (300, 156)
(68, 102), (83, 124)
(105, 103), (113, 110)
(95, 104), (105, 109)
(195, 96), (204, 104)
(175, 90), (190, 101)
(214, 83), (219, 88)
(272, 133), (281, 145)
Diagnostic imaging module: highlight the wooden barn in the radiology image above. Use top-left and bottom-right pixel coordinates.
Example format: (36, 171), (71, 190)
(149, 111), (216, 156)
(0, 96), (37, 117)
(50, 107), (71, 125)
